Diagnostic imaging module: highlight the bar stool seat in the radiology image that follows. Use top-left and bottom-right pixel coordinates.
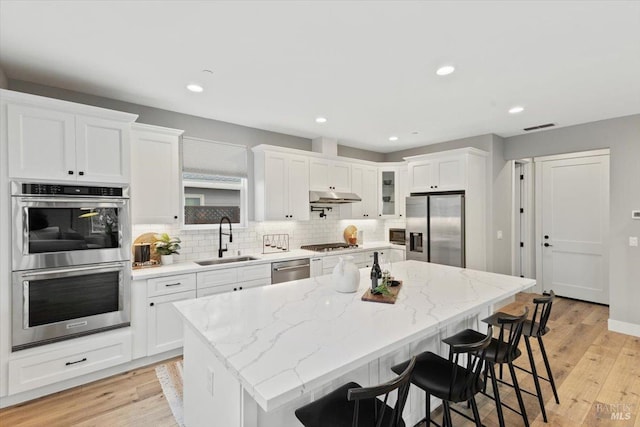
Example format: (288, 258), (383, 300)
(295, 357), (416, 427)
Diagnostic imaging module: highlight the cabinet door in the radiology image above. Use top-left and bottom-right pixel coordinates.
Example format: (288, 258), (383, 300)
(264, 153), (289, 220)
(75, 116), (130, 183)
(433, 157), (465, 191)
(7, 104), (77, 181)
(309, 159), (330, 191)
(287, 155), (310, 220)
(131, 127), (181, 223)
(310, 257), (323, 277)
(330, 161), (352, 192)
(147, 290), (196, 355)
(379, 169), (397, 217)
(409, 161), (434, 193)
(397, 166), (408, 218)
(350, 165), (365, 218)
(361, 167), (378, 218)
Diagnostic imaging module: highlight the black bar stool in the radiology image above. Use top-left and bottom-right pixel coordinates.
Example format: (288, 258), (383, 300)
(294, 356), (416, 427)
(518, 291), (559, 422)
(447, 308), (530, 427)
(390, 325), (493, 427)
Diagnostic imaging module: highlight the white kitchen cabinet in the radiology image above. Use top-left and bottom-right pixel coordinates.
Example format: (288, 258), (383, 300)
(379, 167), (399, 218)
(309, 158), (351, 192)
(147, 290), (196, 356)
(7, 329), (132, 394)
(253, 148), (310, 221)
(389, 248), (405, 263)
(346, 164), (378, 218)
(310, 257), (323, 277)
(130, 123), (184, 224)
(4, 91), (137, 183)
(407, 153), (466, 193)
(397, 165), (408, 218)
(196, 263), (271, 297)
(146, 273), (196, 356)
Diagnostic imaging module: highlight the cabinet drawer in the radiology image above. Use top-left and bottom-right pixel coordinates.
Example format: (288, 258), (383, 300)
(197, 268), (238, 289)
(237, 263), (271, 282)
(8, 331), (132, 394)
(147, 273), (196, 297)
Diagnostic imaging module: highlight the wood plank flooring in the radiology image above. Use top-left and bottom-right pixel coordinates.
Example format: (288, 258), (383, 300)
(1, 293), (639, 426)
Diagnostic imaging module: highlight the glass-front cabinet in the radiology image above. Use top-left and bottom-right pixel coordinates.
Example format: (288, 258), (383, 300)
(379, 168), (398, 217)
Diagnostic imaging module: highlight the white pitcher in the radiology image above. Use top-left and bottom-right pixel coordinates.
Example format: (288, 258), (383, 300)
(332, 255), (360, 293)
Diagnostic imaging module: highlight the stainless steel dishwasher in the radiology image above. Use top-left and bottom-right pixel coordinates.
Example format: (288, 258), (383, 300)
(271, 258), (311, 284)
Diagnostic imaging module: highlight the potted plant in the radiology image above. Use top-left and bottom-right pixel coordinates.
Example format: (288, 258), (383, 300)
(154, 233), (181, 265)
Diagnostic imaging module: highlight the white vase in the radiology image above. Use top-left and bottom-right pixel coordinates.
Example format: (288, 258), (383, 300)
(160, 254), (174, 265)
(332, 256), (360, 293)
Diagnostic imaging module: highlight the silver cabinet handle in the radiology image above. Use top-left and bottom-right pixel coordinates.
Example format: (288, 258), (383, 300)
(20, 262), (125, 277)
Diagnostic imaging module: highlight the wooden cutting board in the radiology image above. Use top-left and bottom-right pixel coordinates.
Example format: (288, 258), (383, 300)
(361, 281), (403, 304)
(343, 225), (357, 244)
(132, 232), (161, 263)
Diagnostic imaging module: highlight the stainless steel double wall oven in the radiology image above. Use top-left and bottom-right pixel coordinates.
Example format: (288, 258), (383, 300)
(11, 182), (131, 351)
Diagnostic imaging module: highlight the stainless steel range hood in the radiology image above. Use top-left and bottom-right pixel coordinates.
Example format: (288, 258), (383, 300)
(309, 191), (362, 204)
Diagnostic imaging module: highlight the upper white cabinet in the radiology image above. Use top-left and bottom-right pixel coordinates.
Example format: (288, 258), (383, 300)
(309, 158), (351, 192)
(130, 123), (184, 224)
(397, 165), (408, 218)
(406, 149), (485, 193)
(349, 164), (378, 218)
(3, 90), (137, 183)
(253, 147), (310, 221)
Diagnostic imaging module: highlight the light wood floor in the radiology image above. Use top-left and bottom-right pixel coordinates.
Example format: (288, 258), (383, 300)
(1, 293), (639, 426)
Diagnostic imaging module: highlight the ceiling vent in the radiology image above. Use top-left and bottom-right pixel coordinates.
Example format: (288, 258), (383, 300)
(523, 123), (556, 132)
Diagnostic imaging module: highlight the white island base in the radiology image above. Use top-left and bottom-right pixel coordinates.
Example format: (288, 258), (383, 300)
(175, 261), (535, 427)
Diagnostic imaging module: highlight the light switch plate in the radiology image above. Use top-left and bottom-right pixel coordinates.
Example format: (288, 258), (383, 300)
(630, 237), (639, 247)
(497, 230), (503, 240)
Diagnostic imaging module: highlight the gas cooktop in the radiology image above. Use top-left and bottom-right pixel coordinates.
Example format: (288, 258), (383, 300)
(300, 242), (359, 252)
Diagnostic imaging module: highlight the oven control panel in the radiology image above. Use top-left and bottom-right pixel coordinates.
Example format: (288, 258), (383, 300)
(19, 183), (124, 197)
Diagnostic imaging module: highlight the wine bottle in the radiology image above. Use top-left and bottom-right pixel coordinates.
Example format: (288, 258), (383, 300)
(370, 251), (382, 292)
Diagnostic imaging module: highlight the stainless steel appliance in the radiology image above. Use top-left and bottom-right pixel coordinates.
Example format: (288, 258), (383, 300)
(12, 261), (130, 351)
(406, 193), (465, 267)
(309, 191), (361, 204)
(12, 182), (131, 270)
(11, 181), (131, 350)
(388, 228), (406, 245)
(271, 259), (311, 284)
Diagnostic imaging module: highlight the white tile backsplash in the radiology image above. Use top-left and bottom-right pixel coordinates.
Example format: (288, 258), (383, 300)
(133, 210), (406, 262)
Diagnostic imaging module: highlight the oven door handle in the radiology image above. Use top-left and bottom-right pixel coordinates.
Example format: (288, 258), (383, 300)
(17, 197), (127, 205)
(20, 262), (127, 277)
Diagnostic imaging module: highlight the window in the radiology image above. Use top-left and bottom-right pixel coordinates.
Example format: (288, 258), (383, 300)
(181, 137), (249, 229)
(183, 173), (248, 228)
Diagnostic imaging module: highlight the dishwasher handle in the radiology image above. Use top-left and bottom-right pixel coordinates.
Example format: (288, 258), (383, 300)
(273, 264), (310, 272)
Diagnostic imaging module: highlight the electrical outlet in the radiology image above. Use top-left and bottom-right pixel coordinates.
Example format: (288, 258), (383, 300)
(630, 237), (638, 247)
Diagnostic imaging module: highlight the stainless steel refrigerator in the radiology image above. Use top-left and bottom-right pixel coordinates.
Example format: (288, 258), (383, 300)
(405, 193), (465, 267)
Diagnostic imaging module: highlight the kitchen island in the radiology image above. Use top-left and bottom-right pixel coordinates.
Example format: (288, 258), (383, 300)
(174, 260), (535, 427)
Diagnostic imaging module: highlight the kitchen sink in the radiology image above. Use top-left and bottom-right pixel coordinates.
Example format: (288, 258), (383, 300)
(195, 256), (259, 266)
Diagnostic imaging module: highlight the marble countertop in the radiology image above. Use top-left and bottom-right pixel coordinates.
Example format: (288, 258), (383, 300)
(132, 241), (402, 280)
(174, 260), (535, 411)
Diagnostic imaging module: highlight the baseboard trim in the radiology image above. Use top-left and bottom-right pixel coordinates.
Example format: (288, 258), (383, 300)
(608, 319), (640, 338)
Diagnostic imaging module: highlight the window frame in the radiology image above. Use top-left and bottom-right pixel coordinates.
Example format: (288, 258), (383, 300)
(182, 177), (248, 230)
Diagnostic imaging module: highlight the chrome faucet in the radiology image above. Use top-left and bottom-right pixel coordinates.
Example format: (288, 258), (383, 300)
(218, 216), (233, 258)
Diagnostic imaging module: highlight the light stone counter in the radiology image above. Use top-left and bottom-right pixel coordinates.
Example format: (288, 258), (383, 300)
(131, 241), (400, 280)
(174, 260), (535, 427)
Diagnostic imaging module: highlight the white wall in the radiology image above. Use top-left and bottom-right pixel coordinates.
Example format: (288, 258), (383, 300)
(504, 115), (640, 332)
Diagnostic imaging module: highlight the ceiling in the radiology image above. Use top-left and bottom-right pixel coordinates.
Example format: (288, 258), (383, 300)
(1, 1), (639, 153)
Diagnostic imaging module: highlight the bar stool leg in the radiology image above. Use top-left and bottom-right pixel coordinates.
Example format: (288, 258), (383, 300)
(488, 362), (506, 427)
(442, 401), (453, 427)
(469, 396), (482, 427)
(425, 392), (431, 426)
(538, 336), (560, 404)
(524, 336), (548, 422)
(508, 361), (530, 427)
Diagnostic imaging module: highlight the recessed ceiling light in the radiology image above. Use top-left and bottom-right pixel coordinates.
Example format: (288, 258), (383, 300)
(315, 117), (327, 123)
(389, 136), (399, 141)
(436, 65), (455, 76)
(509, 106), (525, 114)
(186, 83), (204, 93)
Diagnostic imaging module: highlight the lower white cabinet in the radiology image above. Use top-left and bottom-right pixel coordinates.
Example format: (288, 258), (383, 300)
(197, 264), (271, 297)
(7, 330), (132, 394)
(147, 290), (197, 356)
(310, 257), (323, 277)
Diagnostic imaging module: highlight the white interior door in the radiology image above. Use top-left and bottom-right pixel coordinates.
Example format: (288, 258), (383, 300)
(536, 151), (609, 304)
